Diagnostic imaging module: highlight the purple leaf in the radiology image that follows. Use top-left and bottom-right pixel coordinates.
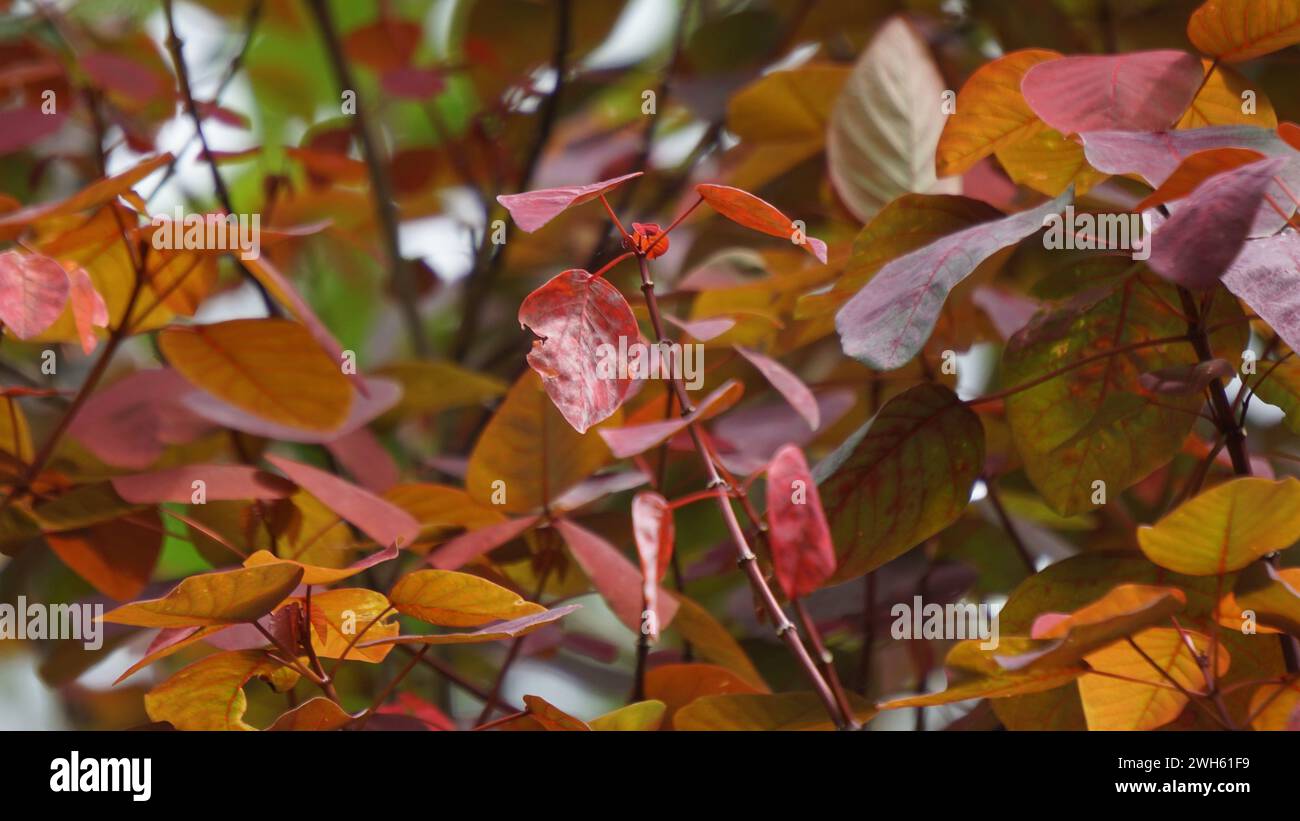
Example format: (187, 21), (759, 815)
(1147, 157), (1288, 290)
(1222, 230), (1300, 354)
(836, 189), (1071, 370)
(1080, 126), (1296, 187)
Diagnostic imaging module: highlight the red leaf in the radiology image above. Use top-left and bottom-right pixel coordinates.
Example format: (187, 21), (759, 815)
(0, 107), (67, 155)
(325, 427), (400, 493)
(428, 515), (540, 570)
(265, 454), (420, 548)
(341, 18), (423, 73)
(82, 50), (167, 104)
(734, 346), (819, 430)
(695, 184), (827, 263)
(498, 172), (642, 233)
(519, 268), (639, 433)
(1020, 51), (1204, 134)
(765, 445), (835, 599)
(1148, 157), (1288, 290)
(598, 380), (744, 458)
(663, 313), (735, 341)
(631, 492), (674, 640)
(65, 264), (109, 354)
(111, 465), (296, 504)
(555, 518), (677, 635)
(68, 369), (213, 469)
(381, 67), (446, 99)
(0, 250), (70, 338)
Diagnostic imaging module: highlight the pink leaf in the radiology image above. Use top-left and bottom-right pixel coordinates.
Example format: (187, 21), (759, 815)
(837, 189), (1070, 370)
(1080, 126), (1297, 187)
(0, 108), (67, 155)
(65, 264), (109, 354)
(734, 346), (820, 430)
(971, 286), (1040, 341)
(428, 515), (541, 570)
(1222, 231), (1300, 355)
(112, 464), (296, 504)
(662, 313), (736, 341)
(1020, 51), (1204, 134)
(597, 380), (743, 458)
(696, 184), (827, 263)
(497, 172), (642, 233)
(68, 369), (213, 469)
(0, 250), (71, 339)
(765, 445), (835, 599)
(1148, 157), (1288, 290)
(325, 427), (400, 493)
(265, 454), (420, 548)
(519, 268), (639, 433)
(555, 518), (677, 635)
(631, 492), (674, 640)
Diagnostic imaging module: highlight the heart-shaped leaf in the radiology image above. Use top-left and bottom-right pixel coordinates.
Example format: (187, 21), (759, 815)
(519, 268), (639, 433)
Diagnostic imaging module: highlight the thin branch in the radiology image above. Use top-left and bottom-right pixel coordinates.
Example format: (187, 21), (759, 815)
(161, 0), (277, 316)
(305, 0), (429, 356)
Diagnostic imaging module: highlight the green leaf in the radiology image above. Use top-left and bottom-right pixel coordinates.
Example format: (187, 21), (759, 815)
(815, 383), (984, 581)
(1003, 272), (1247, 515)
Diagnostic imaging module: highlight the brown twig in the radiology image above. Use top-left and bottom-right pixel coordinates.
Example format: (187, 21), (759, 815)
(161, 0), (277, 316)
(305, 0), (429, 356)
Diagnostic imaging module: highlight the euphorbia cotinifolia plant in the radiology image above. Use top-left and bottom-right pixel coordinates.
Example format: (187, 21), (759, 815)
(2, 0), (1300, 731)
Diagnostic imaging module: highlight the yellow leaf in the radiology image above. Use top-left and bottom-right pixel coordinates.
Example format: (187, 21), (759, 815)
(522, 695), (590, 730)
(1248, 678), (1300, 729)
(995, 127), (1108, 196)
(242, 545), (395, 586)
(382, 483), (505, 552)
(936, 49), (1060, 177)
(158, 318), (353, 433)
(388, 568), (545, 627)
(668, 595), (767, 690)
(995, 584), (1187, 671)
(102, 564), (305, 628)
(590, 700), (666, 731)
(361, 604), (580, 648)
(674, 691), (875, 730)
(374, 361), (507, 422)
(879, 638), (1084, 709)
(0, 395), (33, 464)
(466, 370), (616, 513)
(726, 64), (849, 191)
(145, 650), (299, 731)
(302, 588), (398, 663)
(645, 663), (764, 729)
(1188, 0), (1300, 63)
(1176, 59), (1277, 128)
(266, 696), (355, 731)
(1137, 477), (1300, 575)
(1077, 627), (1229, 731)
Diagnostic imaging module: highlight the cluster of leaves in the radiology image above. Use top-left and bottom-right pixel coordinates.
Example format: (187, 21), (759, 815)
(3, 0), (1300, 732)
